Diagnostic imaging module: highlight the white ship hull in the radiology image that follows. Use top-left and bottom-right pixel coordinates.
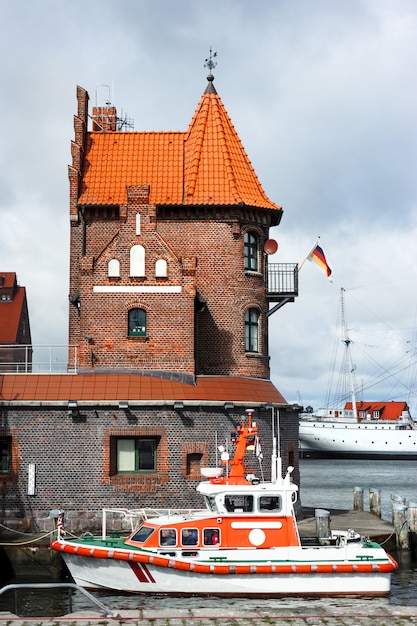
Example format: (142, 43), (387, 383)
(59, 548), (392, 597)
(299, 419), (417, 459)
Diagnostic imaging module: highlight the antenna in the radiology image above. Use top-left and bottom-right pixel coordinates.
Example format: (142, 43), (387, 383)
(95, 84), (112, 107)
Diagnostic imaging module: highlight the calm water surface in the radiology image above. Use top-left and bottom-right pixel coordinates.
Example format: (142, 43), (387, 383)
(1, 458), (416, 617)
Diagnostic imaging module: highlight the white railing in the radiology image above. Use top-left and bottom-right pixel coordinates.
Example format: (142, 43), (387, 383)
(0, 345), (78, 374)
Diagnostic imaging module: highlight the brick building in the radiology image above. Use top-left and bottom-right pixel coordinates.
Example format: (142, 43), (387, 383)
(0, 273), (32, 373)
(0, 72), (300, 531)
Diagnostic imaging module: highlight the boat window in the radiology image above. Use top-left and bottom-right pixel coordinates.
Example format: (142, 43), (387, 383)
(203, 528), (220, 546)
(159, 528), (177, 546)
(224, 494), (253, 513)
(259, 496), (282, 512)
(181, 528), (198, 546)
(129, 526), (155, 543)
(205, 496), (218, 512)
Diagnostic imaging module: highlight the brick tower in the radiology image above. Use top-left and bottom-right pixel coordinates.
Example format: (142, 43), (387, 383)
(68, 73), (285, 382)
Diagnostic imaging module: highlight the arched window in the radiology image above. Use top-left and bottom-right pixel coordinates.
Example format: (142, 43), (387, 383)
(130, 245), (145, 277)
(244, 232), (258, 271)
(155, 259), (167, 277)
(244, 308), (259, 352)
(108, 259), (120, 277)
(128, 308), (146, 337)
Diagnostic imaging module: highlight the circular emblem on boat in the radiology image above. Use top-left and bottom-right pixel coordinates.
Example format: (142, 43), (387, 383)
(248, 528), (266, 546)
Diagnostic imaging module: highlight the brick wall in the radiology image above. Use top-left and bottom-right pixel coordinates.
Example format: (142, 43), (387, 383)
(0, 405), (299, 531)
(69, 193), (272, 379)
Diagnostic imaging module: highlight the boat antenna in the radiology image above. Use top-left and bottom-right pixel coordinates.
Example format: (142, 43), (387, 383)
(271, 406), (277, 483)
(341, 288), (358, 418)
(270, 406), (282, 483)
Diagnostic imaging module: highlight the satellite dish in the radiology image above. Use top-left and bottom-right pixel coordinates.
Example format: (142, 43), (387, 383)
(264, 239), (278, 254)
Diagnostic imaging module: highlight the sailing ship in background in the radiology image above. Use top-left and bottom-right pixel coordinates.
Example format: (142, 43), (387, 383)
(299, 288), (417, 459)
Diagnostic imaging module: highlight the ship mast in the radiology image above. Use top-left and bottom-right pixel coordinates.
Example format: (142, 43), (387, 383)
(340, 288), (358, 419)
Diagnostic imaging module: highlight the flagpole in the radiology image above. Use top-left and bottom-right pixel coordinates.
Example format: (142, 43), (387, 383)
(299, 237), (320, 271)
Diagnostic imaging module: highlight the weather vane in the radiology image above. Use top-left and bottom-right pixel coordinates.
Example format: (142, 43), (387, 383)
(204, 47), (218, 74)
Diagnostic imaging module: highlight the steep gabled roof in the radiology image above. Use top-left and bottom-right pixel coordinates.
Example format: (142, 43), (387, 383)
(0, 272), (29, 343)
(77, 78), (280, 212)
(183, 79), (279, 209)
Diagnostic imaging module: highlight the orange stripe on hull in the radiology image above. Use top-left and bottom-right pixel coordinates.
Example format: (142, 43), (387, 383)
(51, 541), (397, 576)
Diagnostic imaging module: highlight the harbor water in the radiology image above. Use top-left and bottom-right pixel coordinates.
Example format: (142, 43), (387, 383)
(1, 458), (416, 617)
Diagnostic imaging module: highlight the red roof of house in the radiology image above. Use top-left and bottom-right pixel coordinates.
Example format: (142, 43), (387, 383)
(345, 401), (409, 421)
(78, 79), (281, 212)
(0, 374), (286, 405)
(0, 273), (28, 343)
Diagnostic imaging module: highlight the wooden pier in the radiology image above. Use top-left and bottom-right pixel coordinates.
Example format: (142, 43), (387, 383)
(297, 507), (397, 551)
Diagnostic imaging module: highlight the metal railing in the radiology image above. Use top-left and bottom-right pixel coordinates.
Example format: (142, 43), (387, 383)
(0, 582), (118, 618)
(0, 345), (78, 374)
(266, 263), (298, 297)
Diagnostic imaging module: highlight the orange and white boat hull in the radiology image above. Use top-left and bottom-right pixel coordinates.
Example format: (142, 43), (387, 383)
(52, 539), (396, 597)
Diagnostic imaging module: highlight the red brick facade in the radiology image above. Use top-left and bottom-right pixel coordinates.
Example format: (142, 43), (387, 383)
(68, 83), (281, 379)
(0, 79), (300, 533)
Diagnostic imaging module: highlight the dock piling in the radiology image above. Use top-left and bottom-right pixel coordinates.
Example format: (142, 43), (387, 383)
(353, 487), (364, 511)
(315, 508), (331, 542)
(392, 503), (409, 550)
(369, 488), (381, 517)
(408, 502), (417, 559)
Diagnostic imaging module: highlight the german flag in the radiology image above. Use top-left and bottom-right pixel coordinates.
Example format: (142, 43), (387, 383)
(308, 243), (332, 280)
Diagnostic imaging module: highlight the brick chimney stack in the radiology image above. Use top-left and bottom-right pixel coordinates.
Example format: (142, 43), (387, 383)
(92, 106), (117, 132)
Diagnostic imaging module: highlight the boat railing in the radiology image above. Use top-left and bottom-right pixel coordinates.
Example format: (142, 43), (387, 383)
(0, 583), (118, 618)
(100, 507), (208, 539)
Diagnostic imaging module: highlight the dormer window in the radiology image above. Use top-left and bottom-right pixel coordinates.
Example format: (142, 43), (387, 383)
(244, 232), (258, 271)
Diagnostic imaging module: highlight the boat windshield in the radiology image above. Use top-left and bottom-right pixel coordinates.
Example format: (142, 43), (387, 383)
(129, 526), (155, 543)
(205, 495), (218, 512)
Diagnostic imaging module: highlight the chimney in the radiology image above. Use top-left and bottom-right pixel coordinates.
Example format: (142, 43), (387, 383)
(92, 106), (117, 132)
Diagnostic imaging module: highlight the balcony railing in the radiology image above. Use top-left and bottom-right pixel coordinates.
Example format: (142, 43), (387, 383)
(0, 345), (78, 374)
(266, 262), (298, 301)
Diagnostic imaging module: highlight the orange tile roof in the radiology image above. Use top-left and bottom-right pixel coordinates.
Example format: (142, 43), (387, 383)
(0, 374), (287, 404)
(78, 82), (281, 212)
(345, 401), (409, 420)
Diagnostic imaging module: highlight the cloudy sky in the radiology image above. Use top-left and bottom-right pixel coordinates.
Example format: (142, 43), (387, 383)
(1, 0), (416, 414)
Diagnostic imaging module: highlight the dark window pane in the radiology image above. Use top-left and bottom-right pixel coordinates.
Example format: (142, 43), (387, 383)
(128, 308), (146, 336)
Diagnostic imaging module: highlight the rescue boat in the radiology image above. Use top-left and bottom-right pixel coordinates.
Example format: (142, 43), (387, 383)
(51, 409), (397, 596)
